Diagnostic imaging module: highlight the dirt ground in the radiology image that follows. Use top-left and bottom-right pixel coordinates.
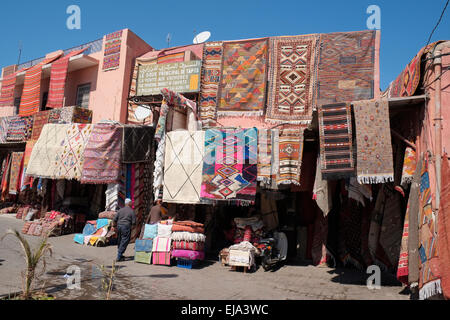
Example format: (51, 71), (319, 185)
(0, 215), (410, 300)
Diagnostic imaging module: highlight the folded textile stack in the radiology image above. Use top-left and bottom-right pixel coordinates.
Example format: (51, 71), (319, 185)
(233, 217), (264, 245)
(171, 220), (206, 268)
(0, 205), (18, 215)
(23, 211), (73, 237)
(98, 211), (116, 220)
(15, 206), (31, 220)
(73, 218), (113, 246)
(228, 241), (257, 269)
(134, 223), (158, 265)
(152, 222), (173, 266)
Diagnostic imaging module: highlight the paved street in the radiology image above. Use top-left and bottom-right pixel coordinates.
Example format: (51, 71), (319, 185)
(0, 215), (410, 300)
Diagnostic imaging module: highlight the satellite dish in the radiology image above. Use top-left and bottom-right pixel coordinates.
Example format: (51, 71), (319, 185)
(134, 105), (152, 121)
(193, 31), (211, 44)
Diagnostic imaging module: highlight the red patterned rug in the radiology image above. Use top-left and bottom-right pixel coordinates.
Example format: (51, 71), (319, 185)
(217, 39), (268, 117)
(266, 34), (320, 125)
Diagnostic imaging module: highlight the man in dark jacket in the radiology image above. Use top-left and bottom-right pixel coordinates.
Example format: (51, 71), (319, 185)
(113, 198), (136, 262)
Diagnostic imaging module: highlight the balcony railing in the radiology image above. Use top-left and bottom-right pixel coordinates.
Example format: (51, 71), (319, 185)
(17, 38), (103, 70)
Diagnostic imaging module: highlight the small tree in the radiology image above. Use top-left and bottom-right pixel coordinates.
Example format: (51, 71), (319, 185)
(1, 229), (53, 300)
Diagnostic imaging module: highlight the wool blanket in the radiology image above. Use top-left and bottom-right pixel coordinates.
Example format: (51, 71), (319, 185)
(217, 39), (268, 117)
(172, 240), (204, 251)
(54, 124), (93, 180)
(199, 42), (223, 126)
(0, 73), (17, 107)
(102, 30), (123, 71)
(438, 154), (450, 299)
(47, 49), (87, 108)
(122, 125), (154, 163)
(353, 99), (394, 184)
(266, 35), (320, 124)
(201, 128), (258, 204)
(318, 102), (355, 180)
(163, 130), (204, 204)
(276, 127), (304, 186)
(152, 236), (171, 252)
(8, 152), (24, 195)
(171, 249), (204, 261)
(317, 31), (376, 106)
(81, 124), (122, 184)
(418, 158), (442, 300)
(171, 231), (206, 243)
(172, 224), (205, 234)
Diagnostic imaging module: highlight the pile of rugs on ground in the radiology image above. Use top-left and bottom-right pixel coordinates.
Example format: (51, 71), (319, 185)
(73, 211), (116, 247)
(135, 220), (206, 268)
(22, 210), (73, 237)
(171, 220), (206, 269)
(0, 204), (19, 215)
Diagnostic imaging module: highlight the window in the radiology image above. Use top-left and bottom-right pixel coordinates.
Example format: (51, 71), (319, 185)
(76, 83), (91, 109)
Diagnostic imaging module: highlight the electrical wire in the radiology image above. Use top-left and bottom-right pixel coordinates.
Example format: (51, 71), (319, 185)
(426, 0), (449, 46)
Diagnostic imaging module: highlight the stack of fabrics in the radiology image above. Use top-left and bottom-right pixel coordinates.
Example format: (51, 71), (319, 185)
(73, 218), (113, 246)
(135, 223), (158, 264)
(233, 217), (264, 245)
(228, 241), (258, 269)
(171, 221), (206, 267)
(152, 221), (173, 265)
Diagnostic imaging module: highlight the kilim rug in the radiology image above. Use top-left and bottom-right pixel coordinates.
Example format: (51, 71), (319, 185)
(353, 99), (394, 184)
(266, 35), (320, 124)
(19, 64), (43, 116)
(6, 116), (27, 142)
(102, 30), (123, 71)
(153, 132), (166, 200)
(122, 125), (154, 163)
(81, 124), (122, 184)
(438, 154), (450, 299)
(201, 128), (258, 205)
(386, 42), (441, 98)
(31, 111), (51, 140)
(276, 127), (304, 186)
(72, 107), (93, 124)
(257, 129), (274, 184)
(105, 183), (119, 211)
(401, 147), (417, 187)
(22, 140), (37, 188)
(23, 115), (34, 141)
(54, 124), (93, 180)
(0, 116), (11, 143)
(0, 73), (17, 107)
(217, 39), (268, 117)
(48, 108), (61, 123)
(379, 187), (403, 269)
(199, 42), (223, 126)
(8, 152), (24, 195)
(157, 52), (185, 64)
(418, 157), (442, 300)
(318, 102), (355, 180)
(397, 188), (411, 285)
(26, 124), (68, 178)
(163, 130), (204, 204)
(317, 31), (376, 106)
(408, 157), (422, 287)
(47, 49), (87, 109)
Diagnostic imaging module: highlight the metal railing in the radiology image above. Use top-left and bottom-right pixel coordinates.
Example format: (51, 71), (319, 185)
(17, 38), (103, 70)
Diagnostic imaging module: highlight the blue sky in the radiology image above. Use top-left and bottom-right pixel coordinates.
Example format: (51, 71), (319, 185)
(0, 0), (449, 90)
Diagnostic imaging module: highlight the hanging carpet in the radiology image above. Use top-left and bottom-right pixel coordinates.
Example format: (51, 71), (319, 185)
(122, 125), (154, 163)
(276, 127), (304, 186)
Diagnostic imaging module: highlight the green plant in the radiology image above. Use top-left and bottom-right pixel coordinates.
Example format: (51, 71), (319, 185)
(1, 229), (53, 300)
(97, 261), (117, 300)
